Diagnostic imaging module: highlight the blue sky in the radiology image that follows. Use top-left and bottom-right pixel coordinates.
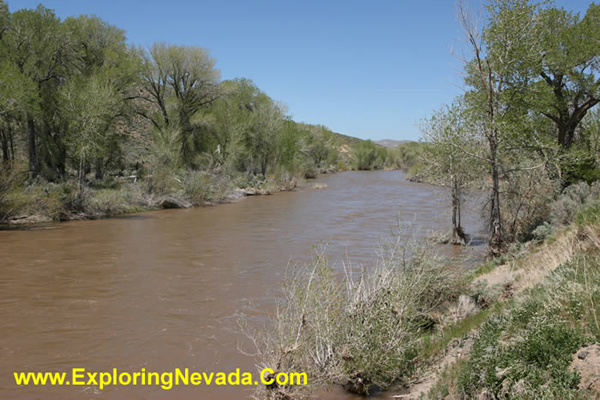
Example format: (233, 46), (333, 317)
(9, 0), (595, 141)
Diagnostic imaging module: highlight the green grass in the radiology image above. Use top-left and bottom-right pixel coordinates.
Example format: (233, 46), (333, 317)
(419, 302), (503, 361)
(576, 200), (600, 227)
(426, 250), (600, 399)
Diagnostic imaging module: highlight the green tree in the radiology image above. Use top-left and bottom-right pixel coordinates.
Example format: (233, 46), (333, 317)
(0, 0), (8, 39)
(63, 15), (139, 178)
(420, 100), (481, 244)
(531, 4), (600, 149)
(458, 0), (539, 254)
(353, 140), (386, 170)
(2, 5), (70, 179)
(59, 74), (122, 189)
(138, 42), (220, 168)
(0, 60), (36, 162)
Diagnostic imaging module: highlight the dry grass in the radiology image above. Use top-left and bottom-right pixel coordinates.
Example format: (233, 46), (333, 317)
(239, 234), (468, 399)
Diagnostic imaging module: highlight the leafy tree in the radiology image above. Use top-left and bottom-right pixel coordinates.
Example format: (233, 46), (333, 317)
(353, 140), (386, 170)
(208, 79), (253, 170)
(458, 0), (539, 254)
(138, 42), (220, 168)
(59, 74), (122, 188)
(63, 15), (139, 178)
(0, 61), (36, 162)
(420, 100), (481, 244)
(0, 0), (8, 39)
(303, 125), (335, 169)
(2, 5), (70, 179)
(531, 4), (600, 149)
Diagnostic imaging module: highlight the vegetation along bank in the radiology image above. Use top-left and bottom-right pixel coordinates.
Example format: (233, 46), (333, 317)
(0, 0), (422, 225)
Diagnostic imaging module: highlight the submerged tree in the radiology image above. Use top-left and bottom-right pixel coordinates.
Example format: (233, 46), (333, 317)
(421, 100), (481, 244)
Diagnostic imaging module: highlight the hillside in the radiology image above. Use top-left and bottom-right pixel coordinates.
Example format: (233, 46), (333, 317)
(375, 139), (413, 148)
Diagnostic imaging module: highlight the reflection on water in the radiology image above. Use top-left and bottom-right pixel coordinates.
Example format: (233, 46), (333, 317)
(0, 170), (484, 399)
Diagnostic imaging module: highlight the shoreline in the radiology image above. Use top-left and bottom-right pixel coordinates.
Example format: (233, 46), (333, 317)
(1, 167), (410, 229)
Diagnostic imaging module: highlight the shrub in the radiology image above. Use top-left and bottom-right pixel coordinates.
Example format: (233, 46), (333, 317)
(575, 200), (600, 227)
(183, 170), (233, 205)
(550, 181), (600, 226)
(240, 234), (467, 398)
(532, 221), (554, 241)
(0, 164), (25, 221)
(353, 140), (387, 170)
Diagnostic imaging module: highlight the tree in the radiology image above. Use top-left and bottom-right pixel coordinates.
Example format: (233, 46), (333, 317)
(457, 0), (539, 254)
(247, 92), (285, 177)
(63, 15), (139, 178)
(353, 140), (386, 170)
(2, 5), (70, 179)
(0, 61), (36, 162)
(420, 100), (481, 244)
(208, 80), (253, 170)
(531, 4), (600, 149)
(0, 0), (8, 39)
(304, 125), (335, 169)
(210, 78), (285, 178)
(59, 74), (121, 189)
(137, 43), (220, 168)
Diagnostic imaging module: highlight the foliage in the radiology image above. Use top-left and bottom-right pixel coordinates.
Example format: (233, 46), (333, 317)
(353, 140), (387, 170)
(550, 181), (600, 226)
(241, 232), (468, 398)
(419, 99), (482, 243)
(0, 2), (365, 223)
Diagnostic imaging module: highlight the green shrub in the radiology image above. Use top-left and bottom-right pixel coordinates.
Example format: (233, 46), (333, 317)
(575, 200), (600, 227)
(353, 140), (387, 170)
(551, 181), (600, 226)
(455, 254), (600, 399)
(183, 170), (233, 205)
(532, 221), (554, 241)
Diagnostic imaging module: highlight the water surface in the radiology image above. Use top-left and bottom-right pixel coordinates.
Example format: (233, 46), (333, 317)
(0, 170), (484, 399)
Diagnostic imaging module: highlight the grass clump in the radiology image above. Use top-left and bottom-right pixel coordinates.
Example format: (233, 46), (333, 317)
(241, 234), (467, 399)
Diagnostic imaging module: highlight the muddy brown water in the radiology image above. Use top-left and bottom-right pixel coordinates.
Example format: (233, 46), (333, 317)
(0, 170), (485, 399)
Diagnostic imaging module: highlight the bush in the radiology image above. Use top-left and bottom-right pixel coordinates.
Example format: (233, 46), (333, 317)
(575, 200), (600, 227)
(241, 233), (467, 398)
(353, 140), (387, 170)
(0, 164), (25, 221)
(532, 221), (554, 241)
(551, 181), (600, 226)
(183, 170), (233, 205)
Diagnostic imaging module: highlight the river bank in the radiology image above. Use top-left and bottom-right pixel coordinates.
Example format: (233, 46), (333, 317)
(249, 181), (600, 400)
(0, 167), (346, 227)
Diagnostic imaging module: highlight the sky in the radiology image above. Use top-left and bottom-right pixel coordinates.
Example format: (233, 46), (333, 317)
(9, 0), (595, 141)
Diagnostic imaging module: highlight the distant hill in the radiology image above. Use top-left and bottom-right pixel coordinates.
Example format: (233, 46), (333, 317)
(375, 139), (413, 148)
(332, 131), (364, 146)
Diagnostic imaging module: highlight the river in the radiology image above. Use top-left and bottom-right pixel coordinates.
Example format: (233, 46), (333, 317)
(0, 170), (485, 399)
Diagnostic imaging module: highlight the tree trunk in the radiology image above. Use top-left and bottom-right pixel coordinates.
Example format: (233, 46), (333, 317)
(27, 116), (38, 180)
(489, 133), (503, 255)
(451, 180), (467, 245)
(261, 155), (268, 177)
(247, 157), (254, 181)
(9, 124), (14, 163)
(95, 157), (104, 180)
(1, 127), (9, 163)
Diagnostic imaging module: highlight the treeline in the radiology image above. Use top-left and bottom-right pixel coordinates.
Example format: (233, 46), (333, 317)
(418, 0), (600, 253)
(0, 1), (404, 222)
